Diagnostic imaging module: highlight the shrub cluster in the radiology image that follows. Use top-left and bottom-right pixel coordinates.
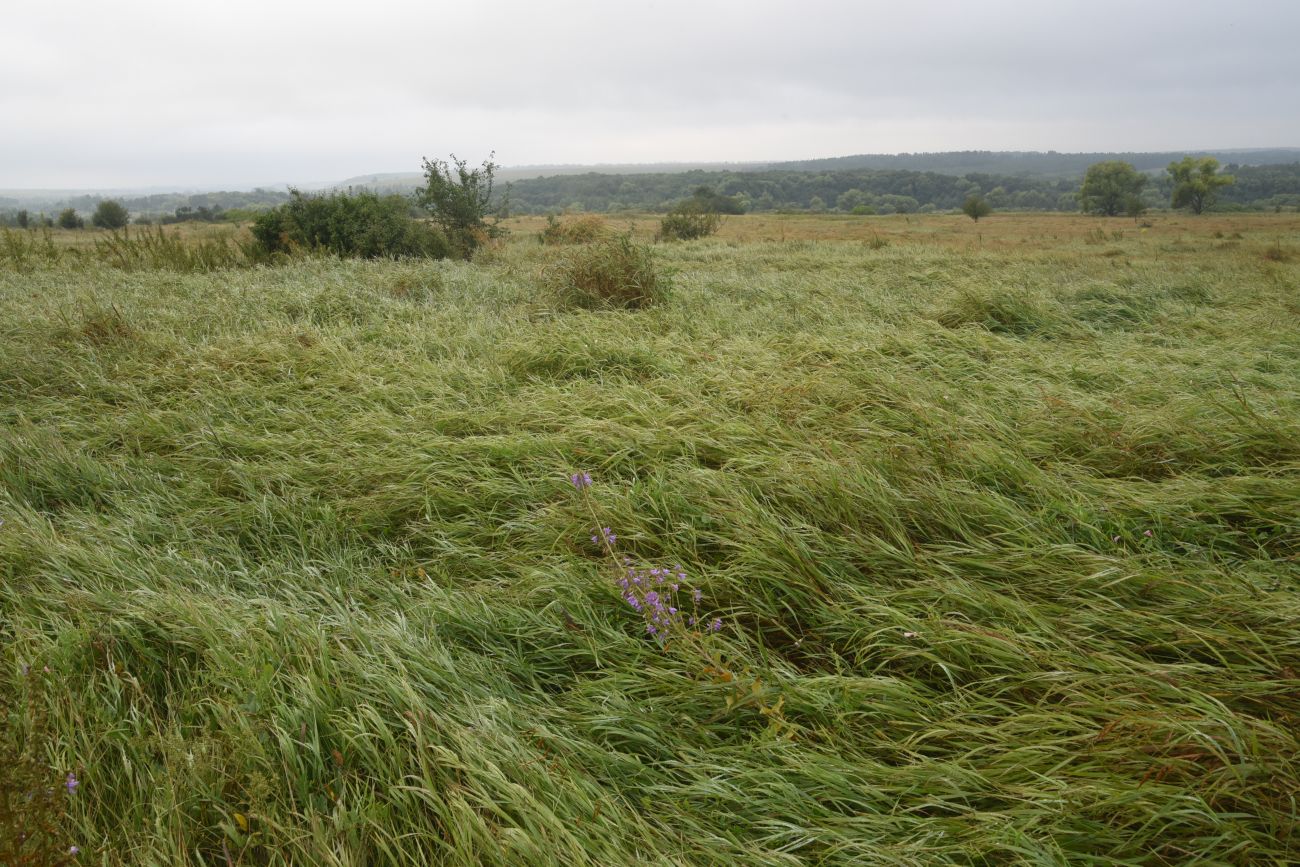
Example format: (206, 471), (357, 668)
(545, 233), (668, 309)
(250, 190), (449, 259)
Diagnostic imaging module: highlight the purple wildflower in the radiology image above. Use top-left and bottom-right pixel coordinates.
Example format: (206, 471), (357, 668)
(692, 588), (703, 603)
(69, 846), (80, 856)
(65, 772), (78, 794)
(708, 618), (723, 633)
(569, 472), (592, 490)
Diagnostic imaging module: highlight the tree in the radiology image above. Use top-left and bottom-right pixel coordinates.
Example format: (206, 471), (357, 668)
(413, 153), (505, 258)
(92, 199), (130, 229)
(962, 195), (991, 221)
(1078, 161), (1147, 217)
(16, 210), (28, 229)
(1167, 157), (1235, 214)
(57, 208), (84, 229)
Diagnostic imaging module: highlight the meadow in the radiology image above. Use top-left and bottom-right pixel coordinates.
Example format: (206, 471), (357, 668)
(2, 212), (1298, 865)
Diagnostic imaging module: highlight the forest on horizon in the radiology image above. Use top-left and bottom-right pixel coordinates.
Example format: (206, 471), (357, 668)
(3, 148), (1299, 224)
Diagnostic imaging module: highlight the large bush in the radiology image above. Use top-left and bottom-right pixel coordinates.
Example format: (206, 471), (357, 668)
(91, 200), (130, 229)
(250, 190), (448, 259)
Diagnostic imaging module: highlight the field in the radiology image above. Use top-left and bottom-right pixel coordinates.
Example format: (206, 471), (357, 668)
(2, 212), (1298, 865)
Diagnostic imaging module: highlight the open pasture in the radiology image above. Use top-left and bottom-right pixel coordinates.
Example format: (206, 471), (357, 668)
(2, 213), (1298, 864)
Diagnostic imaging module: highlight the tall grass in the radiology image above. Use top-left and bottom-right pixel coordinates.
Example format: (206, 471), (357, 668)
(1, 215), (1298, 864)
(543, 233), (668, 309)
(93, 225), (249, 272)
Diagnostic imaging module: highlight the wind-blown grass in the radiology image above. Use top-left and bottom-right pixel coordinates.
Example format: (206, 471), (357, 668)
(1, 214), (1298, 864)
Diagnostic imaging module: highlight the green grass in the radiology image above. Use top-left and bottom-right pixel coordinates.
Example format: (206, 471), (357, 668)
(2, 216), (1298, 864)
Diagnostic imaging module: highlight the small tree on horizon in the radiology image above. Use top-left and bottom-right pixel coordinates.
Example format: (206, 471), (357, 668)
(57, 208), (84, 229)
(1079, 161), (1147, 217)
(413, 153), (506, 259)
(1167, 156), (1234, 214)
(962, 195), (991, 222)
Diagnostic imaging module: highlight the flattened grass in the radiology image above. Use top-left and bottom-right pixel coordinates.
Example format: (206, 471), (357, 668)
(2, 214), (1298, 864)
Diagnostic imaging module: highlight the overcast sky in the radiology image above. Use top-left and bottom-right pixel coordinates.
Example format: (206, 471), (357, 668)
(3, 0), (1298, 189)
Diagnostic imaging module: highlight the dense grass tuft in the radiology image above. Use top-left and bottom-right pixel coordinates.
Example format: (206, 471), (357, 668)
(543, 232), (668, 309)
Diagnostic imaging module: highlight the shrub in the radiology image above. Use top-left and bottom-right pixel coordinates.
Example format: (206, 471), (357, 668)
(91, 200), (130, 229)
(250, 190), (448, 260)
(657, 202), (721, 242)
(57, 209), (83, 230)
(538, 214), (610, 245)
(962, 195), (992, 222)
(545, 233), (668, 309)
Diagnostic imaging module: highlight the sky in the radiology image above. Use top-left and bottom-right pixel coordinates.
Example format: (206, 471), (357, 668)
(3, 0), (1299, 190)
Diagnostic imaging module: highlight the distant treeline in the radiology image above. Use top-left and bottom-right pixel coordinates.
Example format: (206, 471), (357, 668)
(3, 155), (1299, 227)
(766, 149), (1300, 178)
(0, 189), (291, 226)
(503, 162), (1300, 215)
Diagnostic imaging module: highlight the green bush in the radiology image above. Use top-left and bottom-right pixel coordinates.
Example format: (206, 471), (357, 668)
(545, 233), (668, 309)
(250, 190), (448, 259)
(657, 202), (721, 241)
(57, 208), (83, 230)
(414, 153), (505, 259)
(962, 195), (992, 222)
(91, 200), (130, 230)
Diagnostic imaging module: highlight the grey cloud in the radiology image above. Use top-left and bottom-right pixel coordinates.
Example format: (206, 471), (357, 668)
(3, 0), (1297, 188)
